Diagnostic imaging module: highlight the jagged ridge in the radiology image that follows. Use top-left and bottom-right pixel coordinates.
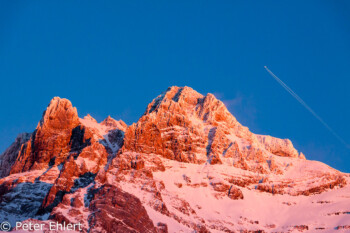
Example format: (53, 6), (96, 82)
(0, 87), (348, 233)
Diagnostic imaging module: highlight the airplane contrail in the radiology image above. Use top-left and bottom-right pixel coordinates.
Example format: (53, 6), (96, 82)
(264, 66), (350, 149)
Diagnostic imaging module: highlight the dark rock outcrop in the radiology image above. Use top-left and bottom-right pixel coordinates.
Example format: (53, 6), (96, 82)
(88, 184), (157, 233)
(0, 133), (31, 178)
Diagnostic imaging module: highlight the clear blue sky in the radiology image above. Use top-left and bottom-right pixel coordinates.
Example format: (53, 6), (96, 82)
(1, 1), (349, 172)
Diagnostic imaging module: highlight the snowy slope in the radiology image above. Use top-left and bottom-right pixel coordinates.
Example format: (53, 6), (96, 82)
(0, 87), (349, 233)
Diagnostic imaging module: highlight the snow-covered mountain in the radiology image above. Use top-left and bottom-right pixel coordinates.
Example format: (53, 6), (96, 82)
(0, 86), (349, 233)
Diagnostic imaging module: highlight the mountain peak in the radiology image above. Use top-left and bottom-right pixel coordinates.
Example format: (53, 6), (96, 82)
(125, 86), (304, 169)
(48, 96), (74, 111)
(164, 86), (204, 102)
(145, 86), (205, 115)
(100, 115), (127, 131)
(1, 87), (348, 233)
(84, 114), (97, 123)
(166, 86), (202, 100)
(38, 97), (79, 130)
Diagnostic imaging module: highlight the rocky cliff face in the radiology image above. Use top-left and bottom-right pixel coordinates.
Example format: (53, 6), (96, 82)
(10, 97), (81, 174)
(0, 87), (349, 233)
(0, 133), (31, 178)
(123, 86), (304, 173)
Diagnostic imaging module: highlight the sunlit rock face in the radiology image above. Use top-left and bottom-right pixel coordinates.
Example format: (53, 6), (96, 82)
(10, 97), (81, 174)
(0, 87), (349, 233)
(123, 86), (304, 174)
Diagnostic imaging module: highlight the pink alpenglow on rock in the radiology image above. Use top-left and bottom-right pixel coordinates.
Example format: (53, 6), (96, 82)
(0, 87), (348, 233)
